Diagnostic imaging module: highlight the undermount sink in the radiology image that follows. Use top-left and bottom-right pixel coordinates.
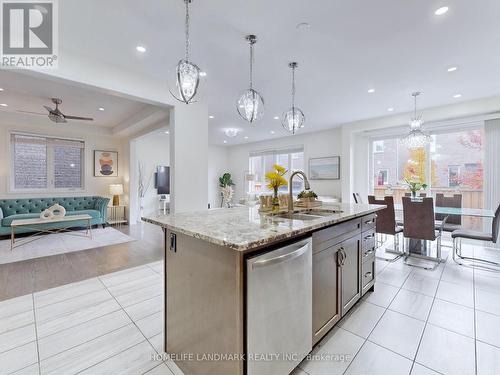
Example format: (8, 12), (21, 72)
(274, 212), (324, 221)
(304, 209), (344, 216)
(273, 209), (343, 221)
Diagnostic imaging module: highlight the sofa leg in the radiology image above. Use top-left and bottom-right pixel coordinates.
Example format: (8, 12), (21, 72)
(102, 223), (107, 229)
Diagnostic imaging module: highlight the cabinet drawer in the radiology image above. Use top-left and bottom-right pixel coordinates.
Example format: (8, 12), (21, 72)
(361, 259), (375, 294)
(361, 229), (376, 252)
(361, 214), (377, 232)
(313, 218), (361, 252)
(362, 246), (375, 262)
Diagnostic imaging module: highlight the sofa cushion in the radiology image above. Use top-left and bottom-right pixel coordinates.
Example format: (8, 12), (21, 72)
(2, 209), (101, 227)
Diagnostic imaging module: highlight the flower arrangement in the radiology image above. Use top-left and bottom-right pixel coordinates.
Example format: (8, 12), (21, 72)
(297, 190), (318, 201)
(265, 164), (288, 210)
(404, 178), (427, 198)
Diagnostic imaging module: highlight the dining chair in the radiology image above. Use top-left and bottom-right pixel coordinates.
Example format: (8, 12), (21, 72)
(368, 196), (404, 262)
(402, 197), (447, 270)
(353, 193), (362, 204)
(435, 193), (462, 232)
(451, 204), (500, 271)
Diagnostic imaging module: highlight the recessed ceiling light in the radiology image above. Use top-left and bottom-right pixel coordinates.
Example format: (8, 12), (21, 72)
(244, 136), (249, 139)
(199, 71), (207, 77)
(435, 6), (449, 16)
(136, 45), (146, 53)
(368, 89), (375, 94)
(387, 107), (394, 112)
(453, 94), (462, 98)
(165, 131), (170, 134)
(0, 88), (4, 91)
(98, 107), (105, 111)
(296, 22), (311, 30)
(447, 66), (458, 72)
(0, 103), (7, 107)
(225, 128), (239, 137)
(273, 116), (279, 120)
(209, 115), (214, 119)
(270, 130), (275, 134)
(223, 140), (227, 144)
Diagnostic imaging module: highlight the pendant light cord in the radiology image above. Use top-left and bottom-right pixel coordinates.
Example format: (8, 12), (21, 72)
(249, 41), (254, 90)
(291, 65), (296, 108)
(184, 0), (190, 61)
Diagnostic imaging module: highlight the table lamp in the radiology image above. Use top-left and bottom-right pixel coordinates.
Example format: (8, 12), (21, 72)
(109, 184), (124, 206)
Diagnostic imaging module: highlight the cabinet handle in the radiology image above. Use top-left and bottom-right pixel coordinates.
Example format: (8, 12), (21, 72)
(363, 233), (375, 240)
(337, 248), (346, 266)
(364, 271), (373, 278)
(364, 219), (375, 225)
(363, 249), (374, 257)
(170, 233), (177, 252)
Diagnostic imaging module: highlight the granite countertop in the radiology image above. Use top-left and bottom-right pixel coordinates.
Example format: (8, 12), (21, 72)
(142, 203), (385, 252)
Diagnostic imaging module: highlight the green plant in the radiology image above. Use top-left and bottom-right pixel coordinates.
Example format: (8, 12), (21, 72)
(404, 178), (427, 193)
(219, 173), (235, 188)
(297, 190), (318, 199)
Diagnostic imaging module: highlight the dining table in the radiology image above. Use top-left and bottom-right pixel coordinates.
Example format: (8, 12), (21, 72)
(393, 204), (495, 218)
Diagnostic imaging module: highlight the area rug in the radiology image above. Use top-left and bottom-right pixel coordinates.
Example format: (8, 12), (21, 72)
(0, 227), (136, 264)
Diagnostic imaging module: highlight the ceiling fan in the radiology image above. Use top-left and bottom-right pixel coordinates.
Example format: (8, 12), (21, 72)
(16, 98), (94, 123)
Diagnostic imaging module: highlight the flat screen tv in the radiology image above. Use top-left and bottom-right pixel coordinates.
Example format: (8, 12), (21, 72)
(155, 166), (170, 195)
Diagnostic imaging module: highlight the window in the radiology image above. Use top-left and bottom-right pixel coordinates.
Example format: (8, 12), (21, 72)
(448, 165), (460, 187)
(373, 140), (385, 153)
(11, 133), (85, 191)
(376, 169), (388, 186)
(248, 147), (304, 194)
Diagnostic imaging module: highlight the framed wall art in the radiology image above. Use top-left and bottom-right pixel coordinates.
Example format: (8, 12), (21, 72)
(309, 156), (340, 180)
(94, 150), (118, 177)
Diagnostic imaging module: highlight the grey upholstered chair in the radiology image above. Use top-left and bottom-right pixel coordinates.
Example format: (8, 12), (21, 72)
(402, 197), (447, 270)
(353, 193), (362, 204)
(435, 193), (462, 232)
(451, 204), (500, 271)
(368, 196), (404, 262)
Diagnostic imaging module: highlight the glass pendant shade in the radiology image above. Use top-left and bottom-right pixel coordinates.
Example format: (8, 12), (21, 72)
(237, 35), (264, 123)
(169, 0), (203, 104)
(237, 88), (264, 123)
(174, 59), (201, 104)
(400, 92), (430, 149)
(282, 107), (305, 134)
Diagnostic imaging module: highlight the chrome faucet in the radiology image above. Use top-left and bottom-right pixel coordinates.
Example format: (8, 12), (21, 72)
(288, 171), (311, 212)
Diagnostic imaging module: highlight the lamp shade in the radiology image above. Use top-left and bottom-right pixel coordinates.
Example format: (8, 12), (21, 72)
(109, 184), (124, 196)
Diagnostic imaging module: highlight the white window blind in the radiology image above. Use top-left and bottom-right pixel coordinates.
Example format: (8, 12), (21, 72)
(11, 133), (85, 191)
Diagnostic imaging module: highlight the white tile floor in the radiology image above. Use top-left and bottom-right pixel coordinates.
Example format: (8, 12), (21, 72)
(0, 239), (499, 375)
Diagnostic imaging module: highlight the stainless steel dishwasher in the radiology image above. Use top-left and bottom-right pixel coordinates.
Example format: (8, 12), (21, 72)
(247, 237), (312, 375)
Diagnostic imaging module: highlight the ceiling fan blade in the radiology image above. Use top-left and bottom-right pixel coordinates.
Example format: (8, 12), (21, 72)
(43, 105), (54, 113)
(64, 115), (94, 121)
(16, 110), (47, 116)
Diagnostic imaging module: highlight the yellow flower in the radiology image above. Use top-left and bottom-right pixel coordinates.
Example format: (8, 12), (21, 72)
(273, 164), (287, 175)
(265, 171), (288, 190)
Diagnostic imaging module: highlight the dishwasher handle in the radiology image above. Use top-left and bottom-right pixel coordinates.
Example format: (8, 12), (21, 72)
(252, 242), (310, 269)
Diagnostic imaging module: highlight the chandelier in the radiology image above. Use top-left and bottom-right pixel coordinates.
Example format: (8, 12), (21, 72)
(169, 0), (201, 104)
(237, 35), (265, 123)
(282, 62), (305, 134)
(400, 92), (430, 148)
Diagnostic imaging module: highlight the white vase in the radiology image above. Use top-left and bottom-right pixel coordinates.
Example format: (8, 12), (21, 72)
(49, 203), (66, 217)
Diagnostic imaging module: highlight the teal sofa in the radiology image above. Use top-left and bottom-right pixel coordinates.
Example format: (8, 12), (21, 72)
(0, 196), (109, 236)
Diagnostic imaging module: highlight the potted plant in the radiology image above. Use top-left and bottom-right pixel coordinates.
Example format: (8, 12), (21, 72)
(297, 190), (318, 203)
(219, 172), (235, 207)
(404, 178), (428, 199)
(265, 164), (288, 211)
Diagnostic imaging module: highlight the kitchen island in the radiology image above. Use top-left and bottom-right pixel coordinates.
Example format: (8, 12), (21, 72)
(143, 203), (385, 375)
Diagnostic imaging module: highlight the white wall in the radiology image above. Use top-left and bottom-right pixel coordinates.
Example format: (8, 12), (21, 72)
(227, 128), (343, 202)
(208, 145), (229, 209)
(130, 131), (170, 222)
(0, 123), (126, 201)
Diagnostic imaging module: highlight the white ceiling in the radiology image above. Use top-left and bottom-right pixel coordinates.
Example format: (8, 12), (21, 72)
(15, 0), (500, 144)
(0, 70), (151, 128)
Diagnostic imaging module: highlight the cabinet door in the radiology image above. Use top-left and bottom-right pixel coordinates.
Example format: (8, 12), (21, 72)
(312, 244), (341, 344)
(340, 235), (361, 315)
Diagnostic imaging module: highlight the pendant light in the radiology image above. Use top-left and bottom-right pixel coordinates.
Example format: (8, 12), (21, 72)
(282, 62), (305, 134)
(169, 0), (202, 104)
(237, 35), (265, 123)
(400, 92), (430, 149)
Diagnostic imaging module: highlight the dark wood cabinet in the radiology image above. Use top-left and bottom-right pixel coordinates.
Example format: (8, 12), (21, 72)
(312, 214), (375, 345)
